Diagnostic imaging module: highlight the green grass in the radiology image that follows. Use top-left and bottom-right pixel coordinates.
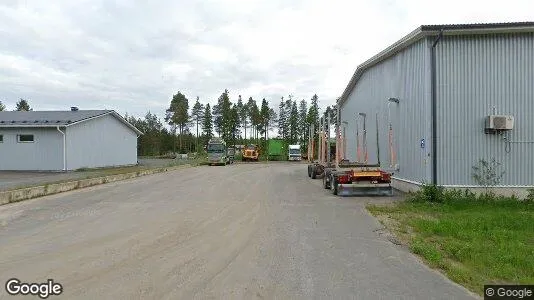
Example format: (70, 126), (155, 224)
(367, 186), (534, 295)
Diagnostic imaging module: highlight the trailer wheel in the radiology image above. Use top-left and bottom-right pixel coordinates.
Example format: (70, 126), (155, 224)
(311, 166), (317, 179)
(324, 170), (332, 189)
(307, 165), (311, 177)
(331, 175), (339, 195)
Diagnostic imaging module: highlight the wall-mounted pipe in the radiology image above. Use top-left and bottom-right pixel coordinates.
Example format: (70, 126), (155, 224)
(431, 29), (444, 185)
(375, 113), (381, 166)
(56, 126), (66, 171)
(359, 113), (368, 163)
(388, 98), (400, 169)
(326, 111), (331, 164)
(319, 117), (324, 164)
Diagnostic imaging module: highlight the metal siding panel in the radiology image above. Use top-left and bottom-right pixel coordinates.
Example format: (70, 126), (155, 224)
(436, 33), (534, 186)
(0, 128), (62, 170)
(340, 39), (432, 183)
(66, 115), (138, 170)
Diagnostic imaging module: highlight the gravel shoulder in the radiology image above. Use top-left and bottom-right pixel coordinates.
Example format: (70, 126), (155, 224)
(0, 158), (190, 192)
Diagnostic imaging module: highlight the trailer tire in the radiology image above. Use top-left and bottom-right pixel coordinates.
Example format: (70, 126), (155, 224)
(331, 175), (339, 195)
(307, 165), (311, 177)
(311, 166), (317, 179)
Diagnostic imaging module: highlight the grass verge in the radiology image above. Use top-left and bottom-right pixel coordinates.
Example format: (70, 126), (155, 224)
(367, 186), (534, 296)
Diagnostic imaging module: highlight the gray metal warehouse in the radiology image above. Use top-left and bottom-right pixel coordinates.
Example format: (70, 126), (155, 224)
(0, 109), (142, 171)
(337, 22), (534, 197)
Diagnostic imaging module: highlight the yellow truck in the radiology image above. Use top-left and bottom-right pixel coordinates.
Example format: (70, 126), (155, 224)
(242, 144), (260, 161)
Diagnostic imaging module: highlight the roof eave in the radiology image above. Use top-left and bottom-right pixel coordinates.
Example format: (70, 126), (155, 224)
(109, 111), (144, 135)
(0, 124), (68, 128)
(337, 23), (534, 109)
(63, 110), (144, 135)
(338, 26), (426, 108)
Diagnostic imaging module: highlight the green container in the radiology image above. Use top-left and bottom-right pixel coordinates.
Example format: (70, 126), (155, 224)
(267, 139), (288, 161)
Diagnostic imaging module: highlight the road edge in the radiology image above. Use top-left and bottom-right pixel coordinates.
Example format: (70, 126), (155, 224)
(0, 164), (194, 206)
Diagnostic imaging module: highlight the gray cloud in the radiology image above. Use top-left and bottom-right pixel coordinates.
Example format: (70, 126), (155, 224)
(1, 0), (532, 123)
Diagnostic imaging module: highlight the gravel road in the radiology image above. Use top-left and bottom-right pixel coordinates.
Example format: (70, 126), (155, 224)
(0, 163), (476, 299)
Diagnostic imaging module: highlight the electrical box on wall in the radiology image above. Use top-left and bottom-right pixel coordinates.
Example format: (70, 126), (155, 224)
(485, 115), (514, 134)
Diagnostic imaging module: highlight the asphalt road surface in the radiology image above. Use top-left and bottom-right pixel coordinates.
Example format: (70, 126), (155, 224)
(0, 163), (477, 300)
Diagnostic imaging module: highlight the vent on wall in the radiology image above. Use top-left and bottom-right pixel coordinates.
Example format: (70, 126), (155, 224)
(485, 115), (514, 134)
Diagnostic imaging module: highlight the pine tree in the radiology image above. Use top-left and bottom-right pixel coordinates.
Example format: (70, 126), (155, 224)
(285, 96), (292, 140)
(298, 99), (308, 145)
(191, 96), (204, 152)
(229, 104), (240, 146)
(220, 90), (233, 142)
(15, 99), (32, 111)
(289, 100), (299, 144)
(277, 97), (286, 138)
(165, 92), (190, 153)
(267, 108), (277, 139)
(246, 97), (258, 142)
(202, 103), (213, 143)
(259, 98), (270, 140)
(307, 94), (320, 137)
(236, 95), (245, 142)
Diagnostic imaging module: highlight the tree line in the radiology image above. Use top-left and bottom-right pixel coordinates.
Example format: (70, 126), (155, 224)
(128, 90), (339, 156)
(1, 94), (338, 157)
(0, 99), (33, 111)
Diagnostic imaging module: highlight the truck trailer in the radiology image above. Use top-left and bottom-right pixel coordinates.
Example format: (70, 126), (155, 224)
(307, 112), (336, 179)
(322, 110), (394, 197)
(267, 139), (287, 161)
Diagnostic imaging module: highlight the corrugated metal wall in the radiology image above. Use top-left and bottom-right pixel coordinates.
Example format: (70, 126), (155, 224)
(66, 114), (138, 170)
(0, 128), (63, 170)
(436, 33), (534, 186)
(340, 39), (432, 184)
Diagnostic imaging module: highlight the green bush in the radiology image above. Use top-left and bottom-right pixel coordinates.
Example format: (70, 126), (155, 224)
(526, 189), (534, 203)
(409, 183), (530, 204)
(410, 184), (446, 203)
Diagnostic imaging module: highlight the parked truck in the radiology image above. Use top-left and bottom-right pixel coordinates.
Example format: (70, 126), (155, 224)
(267, 138), (288, 161)
(207, 137), (229, 166)
(242, 144), (260, 161)
(322, 111), (393, 196)
(227, 147), (236, 164)
(288, 145), (302, 161)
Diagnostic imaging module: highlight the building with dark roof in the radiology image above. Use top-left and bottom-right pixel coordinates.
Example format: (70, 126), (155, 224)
(0, 108), (143, 171)
(336, 22), (534, 197)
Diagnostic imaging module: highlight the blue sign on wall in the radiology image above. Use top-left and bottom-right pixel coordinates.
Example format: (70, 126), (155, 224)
(420, 139), (425, 149)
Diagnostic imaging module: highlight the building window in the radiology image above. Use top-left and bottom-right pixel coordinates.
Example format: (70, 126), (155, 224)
(17, 134), (34, 143)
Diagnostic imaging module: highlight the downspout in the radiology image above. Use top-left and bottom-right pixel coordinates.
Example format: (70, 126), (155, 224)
(431, 29), (443, 185)
(136, 134), (141, 165)
(326, 112), (331, 164)
(56, 126), (66, 171)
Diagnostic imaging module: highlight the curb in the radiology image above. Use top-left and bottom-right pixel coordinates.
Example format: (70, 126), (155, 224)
(0, 164), (193, 206)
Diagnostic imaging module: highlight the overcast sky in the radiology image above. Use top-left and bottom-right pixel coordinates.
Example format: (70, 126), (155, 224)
(0, 0), (532, 121)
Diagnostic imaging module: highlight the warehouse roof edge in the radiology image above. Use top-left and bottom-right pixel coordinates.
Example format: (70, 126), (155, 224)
(338, 21), (534, 108)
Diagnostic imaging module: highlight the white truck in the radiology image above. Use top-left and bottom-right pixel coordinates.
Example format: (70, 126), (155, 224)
(288, 144), (302, 161)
